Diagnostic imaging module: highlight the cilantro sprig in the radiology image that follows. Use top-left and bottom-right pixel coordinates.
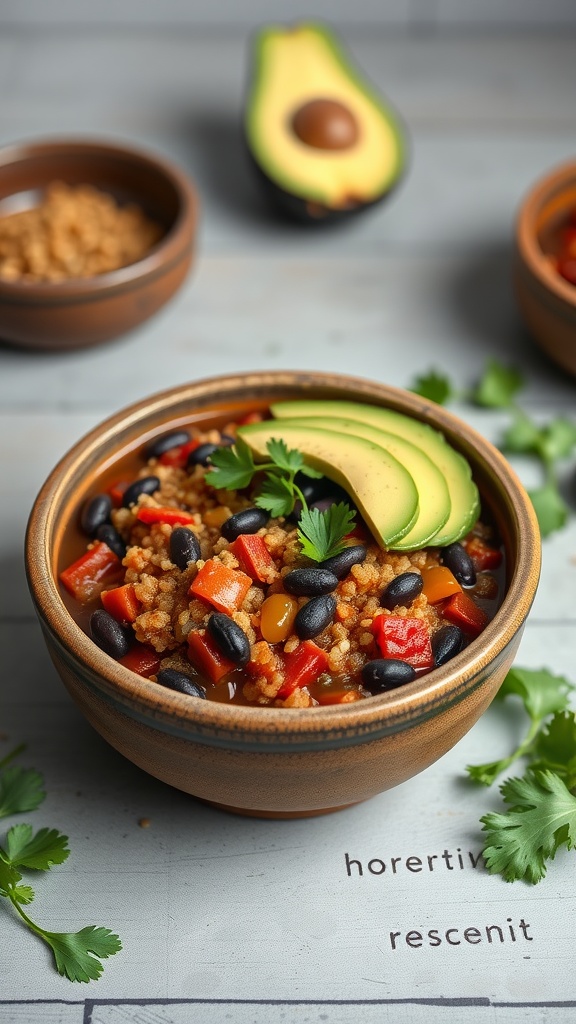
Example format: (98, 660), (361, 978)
(465, 666), (576, 884)
(411, 359), (576, 538)
(208, 436), (355, 562)
(0, 743), (122, 981)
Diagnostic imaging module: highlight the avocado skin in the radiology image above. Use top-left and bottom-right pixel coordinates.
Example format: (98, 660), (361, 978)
(246, 145), (405, 225)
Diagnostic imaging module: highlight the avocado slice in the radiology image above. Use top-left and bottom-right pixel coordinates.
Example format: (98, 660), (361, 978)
(283, 416), (451, 550)
(237, 420), (419, 548)
(245, 23), (407, 221)
(270, 400), (480, 545)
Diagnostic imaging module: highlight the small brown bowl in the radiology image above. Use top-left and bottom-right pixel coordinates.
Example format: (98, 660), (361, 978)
(514, 159), (576, 376)
(26, 371), (541, 818)
(0, 138), (198, 350)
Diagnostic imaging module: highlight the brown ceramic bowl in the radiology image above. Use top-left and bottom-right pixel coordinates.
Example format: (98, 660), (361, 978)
(26, 371), (541, 818)
(0, 138), (198, 350)
(514, 159), (576, 376)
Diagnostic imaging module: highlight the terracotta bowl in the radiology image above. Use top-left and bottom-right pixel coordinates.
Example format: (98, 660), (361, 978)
(25, 371), (541, 818)
(514, 159), (576, 376)
(0, 138), (198, 350)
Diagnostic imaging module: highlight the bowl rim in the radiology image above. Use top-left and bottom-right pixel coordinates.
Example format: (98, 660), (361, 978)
(0, 136), (199, 298)
(25, 370), (541, 744)
(516, 158), (576, 308)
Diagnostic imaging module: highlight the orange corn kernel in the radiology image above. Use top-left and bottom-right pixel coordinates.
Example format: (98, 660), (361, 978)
(260, 593), (299, 643)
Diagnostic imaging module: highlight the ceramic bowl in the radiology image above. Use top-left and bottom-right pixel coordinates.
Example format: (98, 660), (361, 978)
(26, 371), (541, 818)
(0, 138), (198, 350)
(514, 159), (576, 376)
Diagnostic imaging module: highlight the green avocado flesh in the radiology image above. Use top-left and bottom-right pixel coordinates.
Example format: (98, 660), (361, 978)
(270, 399), (480, 546)
(284, 416), (450, 549)
(245, 23), (406, 211)
(237, 420), (419, 548)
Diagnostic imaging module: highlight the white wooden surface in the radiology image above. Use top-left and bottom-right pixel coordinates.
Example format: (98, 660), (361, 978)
(1, 25), (576, 1024)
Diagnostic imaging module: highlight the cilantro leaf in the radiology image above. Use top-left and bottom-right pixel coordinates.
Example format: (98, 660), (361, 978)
(255, 474), (295, 518)
(206, 437), (256, 490)
(410, 370), (454, 405)
(502, 410), (542, 454)
(42, 926), (122, 983)
(5, 824), (70, 871)
(531, 712), (576, 784)
(498, 666), (572, 722)
(472, 359), (524, 408)
(12, 884), (35, 905)
(298, 502), (356, 562)
(298, 463), (324, 479)
(528, 482), (569, 537)
(537, 418), (576, 463)
(481, 770), (576, 884)
(0, 856), (22, 895)
(0, 765), (45, 819)
(466, 667), (572, 786)
(264, 438), (304, 474)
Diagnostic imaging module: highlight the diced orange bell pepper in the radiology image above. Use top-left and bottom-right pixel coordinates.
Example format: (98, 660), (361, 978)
(373, 615), (434, 669)
(189, 559), (252, 614)
(276, 641), (330, 699)
(421, 565), (462, 604)
(119, 644), (161, 678)
(187, 630), (235, 683)
(59, 541), (122, 604)
(463, 536), (503, 571)
(231, 534), (274, 582)
(442, 591), (488, 637)
(136, 506), (195, 526)
(101, 583), (140, 624)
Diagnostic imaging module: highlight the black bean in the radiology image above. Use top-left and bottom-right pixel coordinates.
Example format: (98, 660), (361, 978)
(441, 542), (477, 587)
(187, 443), (219, 468)
(169, 527), (201, 570)
(89, 609), (132, 659)
(122, 475), (160, 508)
(144, 429), (191, 460)
(380, 572), (423, 610)
(432, 625), (465, 667)
(156, 668), (206, 699)
(284, 567), (339, 596)
(80, 493), (112, 537)
(294, 595), (336, 640)
(286, 474), (350, 523)
(361, 659), (416, 694)
(207, 613), (251, 666)
(96, 523), (126, 560)
(221, 507), (270, 542)
(320, 544), (367, 579)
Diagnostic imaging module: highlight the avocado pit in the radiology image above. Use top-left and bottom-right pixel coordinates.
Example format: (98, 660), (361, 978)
(291, 98), (359, 151)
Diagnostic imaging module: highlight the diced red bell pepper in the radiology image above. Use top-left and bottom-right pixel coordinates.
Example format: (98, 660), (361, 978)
(159, 439), (200, 468)
(237, 410), (265, 426)
(108, 481), (128, 507)
(231, 534), (274, 582)
(59, 541), (122, 604)
(463, 536), (502, 571)
(442, 591), (488, 637)
(119, 644), (161, 678)
(189, 559), (252, 614)
(276, 641), (329, 699)
(101, 583), (140, 624)
(187, 630), (235, 683)
(373, 615), (434, 669)
(136, 506), (195, 526)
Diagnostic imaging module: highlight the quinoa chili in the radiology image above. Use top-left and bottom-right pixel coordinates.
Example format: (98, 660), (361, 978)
(58, 407), (504, 709)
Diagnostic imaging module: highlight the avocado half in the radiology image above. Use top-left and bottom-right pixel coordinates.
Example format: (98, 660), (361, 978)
(244, 23), (408, 223)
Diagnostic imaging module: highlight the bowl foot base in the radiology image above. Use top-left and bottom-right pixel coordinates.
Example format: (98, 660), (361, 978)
(200, 798), (360, 819)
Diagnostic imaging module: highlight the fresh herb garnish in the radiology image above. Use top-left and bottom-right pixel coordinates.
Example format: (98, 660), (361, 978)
(0, 744), (122, 980)
(209, 437), (355, 562)
(465, 666), (576, 883)
(0, 745), (45, 819)
(409, 358), (576, 538)
(297, 502), (357, 562)
(466, 667), (572, 786)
